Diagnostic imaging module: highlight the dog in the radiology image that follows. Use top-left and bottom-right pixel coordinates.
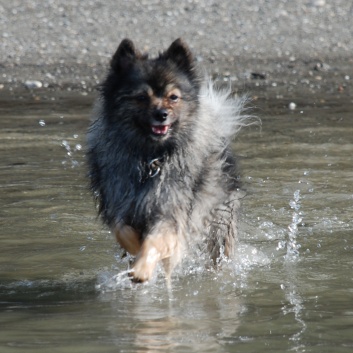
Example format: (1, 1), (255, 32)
(87, 38), (249, 283)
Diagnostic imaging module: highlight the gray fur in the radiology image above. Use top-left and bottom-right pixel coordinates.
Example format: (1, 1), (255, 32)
(87, 40), (251, 272)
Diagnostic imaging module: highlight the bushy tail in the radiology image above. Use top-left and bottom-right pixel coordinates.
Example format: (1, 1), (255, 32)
(199, 79), (258, 141)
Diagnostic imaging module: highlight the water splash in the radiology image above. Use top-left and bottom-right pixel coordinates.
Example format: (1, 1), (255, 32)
(96, 270), (135, 292)
(95, 240), (269, 295)
(61, 137), (82, 168)
(279, 190), (308, 348)
(285, 190), (302, 261)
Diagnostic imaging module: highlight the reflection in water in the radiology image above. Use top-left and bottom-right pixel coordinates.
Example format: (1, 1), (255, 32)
(100, 274), (241, 353)
(93, 237), (275, 352)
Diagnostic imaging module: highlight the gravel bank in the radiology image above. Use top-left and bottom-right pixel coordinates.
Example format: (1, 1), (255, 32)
(0, 0), (352, 97)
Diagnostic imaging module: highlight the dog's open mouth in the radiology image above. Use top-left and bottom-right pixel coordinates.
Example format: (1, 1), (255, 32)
(151, 124), (171, 136)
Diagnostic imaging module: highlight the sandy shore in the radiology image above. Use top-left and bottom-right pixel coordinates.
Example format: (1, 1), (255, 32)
(0, 0), (352, 98)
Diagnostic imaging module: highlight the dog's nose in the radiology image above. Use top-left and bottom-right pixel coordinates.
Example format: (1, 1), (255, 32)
(154, 108), (169, 122)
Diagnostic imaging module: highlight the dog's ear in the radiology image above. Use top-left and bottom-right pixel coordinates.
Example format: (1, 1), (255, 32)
(111, 39), (141, 72)
(163, 38), (195, 75)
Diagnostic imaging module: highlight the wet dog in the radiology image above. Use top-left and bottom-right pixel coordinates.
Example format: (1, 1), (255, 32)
(87, 39), (249, 283)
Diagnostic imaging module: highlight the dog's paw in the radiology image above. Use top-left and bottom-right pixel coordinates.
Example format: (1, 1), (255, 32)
(130, 246), (159, 283)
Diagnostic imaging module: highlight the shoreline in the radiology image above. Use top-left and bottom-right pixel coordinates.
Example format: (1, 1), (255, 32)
(1, 55), (351, 105)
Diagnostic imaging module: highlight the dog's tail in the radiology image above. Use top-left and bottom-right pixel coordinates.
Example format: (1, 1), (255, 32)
(199, 79), (258, 141)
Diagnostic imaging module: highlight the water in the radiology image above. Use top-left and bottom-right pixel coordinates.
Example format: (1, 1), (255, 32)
(1, 91), (353, 352)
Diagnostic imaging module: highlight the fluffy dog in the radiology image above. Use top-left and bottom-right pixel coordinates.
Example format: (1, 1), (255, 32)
(87, 39), (249, 283)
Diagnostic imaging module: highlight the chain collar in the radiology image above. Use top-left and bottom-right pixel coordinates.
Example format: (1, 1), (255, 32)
(144, 156), (166, 180)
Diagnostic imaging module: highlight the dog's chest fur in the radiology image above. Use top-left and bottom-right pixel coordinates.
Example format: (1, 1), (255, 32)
(90, 119), (230, 236)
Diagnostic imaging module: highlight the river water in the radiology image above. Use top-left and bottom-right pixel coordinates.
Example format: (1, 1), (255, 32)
(0, 90), (352, 352)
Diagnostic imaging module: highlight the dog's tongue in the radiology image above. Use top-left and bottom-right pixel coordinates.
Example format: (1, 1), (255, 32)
(152, 125), (169, 135)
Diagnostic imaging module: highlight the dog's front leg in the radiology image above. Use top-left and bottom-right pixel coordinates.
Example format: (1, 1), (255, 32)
(112, 222), (142, 256)
(131, 223), (183, 283)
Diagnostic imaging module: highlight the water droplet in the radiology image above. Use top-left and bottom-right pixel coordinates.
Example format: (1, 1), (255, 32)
(61, 140), (70, 150)
(289, 102), (296, 110)
(293, 190), (300, 202)
(276, 240), (286, 250)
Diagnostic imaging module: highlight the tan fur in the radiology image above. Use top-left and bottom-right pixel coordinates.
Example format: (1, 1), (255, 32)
(129, 222), (183, 282)
(112, 223), (142, 256)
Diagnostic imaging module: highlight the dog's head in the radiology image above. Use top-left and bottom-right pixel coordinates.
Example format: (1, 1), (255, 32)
(102, 39), (200, 143)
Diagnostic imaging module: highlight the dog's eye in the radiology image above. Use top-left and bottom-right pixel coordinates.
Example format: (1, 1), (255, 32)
(135, 94), (148, 102)
(169, 94), (179, 102)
